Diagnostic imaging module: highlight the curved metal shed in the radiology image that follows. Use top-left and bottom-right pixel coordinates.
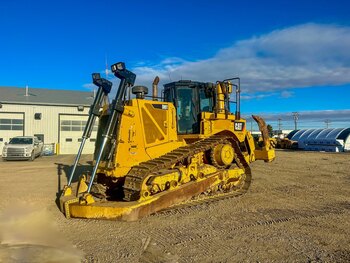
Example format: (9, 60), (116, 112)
(287, 128), (350, 152)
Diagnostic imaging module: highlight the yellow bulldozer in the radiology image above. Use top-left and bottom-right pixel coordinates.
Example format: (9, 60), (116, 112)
(59, 62), (275, 221)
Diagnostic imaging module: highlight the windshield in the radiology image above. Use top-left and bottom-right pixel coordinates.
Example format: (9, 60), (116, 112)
(176, 86), (198, 134)
(9, 138), (33, 144)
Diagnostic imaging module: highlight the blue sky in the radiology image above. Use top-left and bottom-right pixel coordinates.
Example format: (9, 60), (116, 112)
(1, 0), (349, 130)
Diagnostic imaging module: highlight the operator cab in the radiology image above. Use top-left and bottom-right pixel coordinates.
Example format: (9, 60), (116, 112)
(163, 80), (215, 134)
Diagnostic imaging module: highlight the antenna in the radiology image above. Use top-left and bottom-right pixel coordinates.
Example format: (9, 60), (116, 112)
(168, 72), (172, 82)
(105, 54), (109, 79)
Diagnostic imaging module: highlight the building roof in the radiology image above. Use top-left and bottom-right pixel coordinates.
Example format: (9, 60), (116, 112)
(0, 86), (95, 106)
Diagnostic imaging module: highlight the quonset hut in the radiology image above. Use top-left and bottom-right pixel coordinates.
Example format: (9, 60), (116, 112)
(287, 128), (350, 152)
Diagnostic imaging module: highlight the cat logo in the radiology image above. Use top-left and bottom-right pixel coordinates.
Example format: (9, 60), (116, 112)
(234, 121), (244, 131)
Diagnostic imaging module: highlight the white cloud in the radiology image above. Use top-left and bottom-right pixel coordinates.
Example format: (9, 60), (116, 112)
(86, 23), (350, 109)
(244, 110), (350, 123)
(129, 23), (350, 93)
(241, 93), (276, 100)
(242, 110), (350, 130)
(280, 90), (294, 98)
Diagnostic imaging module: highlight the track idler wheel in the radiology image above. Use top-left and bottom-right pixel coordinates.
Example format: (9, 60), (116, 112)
(210, 142), (235, 168)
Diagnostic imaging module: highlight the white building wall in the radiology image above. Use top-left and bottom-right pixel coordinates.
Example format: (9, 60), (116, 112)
(0, 103), (97, 154)
(59, 114), (97, 154)
(0, 112), (24, 153)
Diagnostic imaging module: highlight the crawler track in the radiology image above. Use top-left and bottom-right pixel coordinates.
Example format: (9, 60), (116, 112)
(123, 134), (252, 202)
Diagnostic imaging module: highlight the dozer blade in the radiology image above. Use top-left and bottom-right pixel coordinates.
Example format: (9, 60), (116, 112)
(252, 115), (275, 162)
(61, 173), (220, 221)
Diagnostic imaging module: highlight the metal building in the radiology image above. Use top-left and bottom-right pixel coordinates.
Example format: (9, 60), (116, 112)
(0, 86), (97, 154)
(287, 128), (350, 152)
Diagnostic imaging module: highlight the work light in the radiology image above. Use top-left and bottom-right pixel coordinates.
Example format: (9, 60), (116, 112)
(92, 73), (101, 81)
(111, 62), (125, 73)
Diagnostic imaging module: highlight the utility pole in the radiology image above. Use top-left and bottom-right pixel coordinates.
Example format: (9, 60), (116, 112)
(325, 119), (331, 128)
(278, 118), (282, 132)
(292, 112), (299, 130)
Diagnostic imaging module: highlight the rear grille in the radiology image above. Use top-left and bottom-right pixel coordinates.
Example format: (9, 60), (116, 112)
(7, 148), (25, 157)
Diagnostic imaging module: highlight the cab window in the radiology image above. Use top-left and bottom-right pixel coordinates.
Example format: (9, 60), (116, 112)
(199, 89), (213, 112)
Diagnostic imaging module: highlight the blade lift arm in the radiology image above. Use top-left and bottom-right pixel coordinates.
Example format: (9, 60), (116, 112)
(86, 62), (136, 194)
(67, 73), (112, 186)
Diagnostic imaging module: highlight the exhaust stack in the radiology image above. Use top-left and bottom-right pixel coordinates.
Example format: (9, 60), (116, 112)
(152, 76), (160, 100)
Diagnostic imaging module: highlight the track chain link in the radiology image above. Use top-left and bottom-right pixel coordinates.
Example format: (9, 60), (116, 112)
(123, 134), (251, 202)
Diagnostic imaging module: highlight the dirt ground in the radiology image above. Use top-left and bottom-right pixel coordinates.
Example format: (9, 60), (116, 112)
(0, 150), (349, 263)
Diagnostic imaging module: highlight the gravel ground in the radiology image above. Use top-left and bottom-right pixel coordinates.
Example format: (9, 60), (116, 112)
(0, 150), (349, 262)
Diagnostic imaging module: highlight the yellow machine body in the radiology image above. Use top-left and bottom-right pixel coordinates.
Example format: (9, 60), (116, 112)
(96, 99), (184, 177)
(60, 77), (275, 221)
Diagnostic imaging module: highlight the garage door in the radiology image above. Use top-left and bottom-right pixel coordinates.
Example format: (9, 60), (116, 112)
(59, 115), (98, 154)
(0, 113), (24, 155)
